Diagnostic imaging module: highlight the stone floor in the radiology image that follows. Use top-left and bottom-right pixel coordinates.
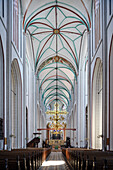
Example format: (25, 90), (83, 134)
(40, 152), (70, 170)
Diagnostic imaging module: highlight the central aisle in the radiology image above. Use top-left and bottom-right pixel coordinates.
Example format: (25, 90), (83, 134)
(40, 152), (70, 170)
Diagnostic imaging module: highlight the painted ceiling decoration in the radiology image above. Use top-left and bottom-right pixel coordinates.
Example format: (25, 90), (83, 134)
(23, 0), (91, 111)
(37, 56), (77, 77)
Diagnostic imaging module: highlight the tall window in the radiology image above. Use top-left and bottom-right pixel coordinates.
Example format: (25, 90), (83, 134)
(109, 0), (111, 15)
(94, 0), (100, 49)
(2, 0), (4, 18)
(13, 0), (19, 50)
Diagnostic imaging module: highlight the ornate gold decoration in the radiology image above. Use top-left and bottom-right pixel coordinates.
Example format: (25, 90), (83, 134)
(54, 56), (59, 62)
(47, 103), (67, 132)
(4, 137), (7, 145)
(51, 130), (62, 135)
(49, 115), (65, 121)
(49, 140), (64, 145)
(46, 103), (68, 115)
(46, 110), (67, 115)
(48, 121), (66, 129)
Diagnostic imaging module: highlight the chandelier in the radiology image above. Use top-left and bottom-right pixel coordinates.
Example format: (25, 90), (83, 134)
(49, 115), (65, 121)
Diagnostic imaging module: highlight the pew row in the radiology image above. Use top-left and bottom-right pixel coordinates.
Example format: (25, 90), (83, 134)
(0, 148), (51, 170)
(62, 148), (113, 170)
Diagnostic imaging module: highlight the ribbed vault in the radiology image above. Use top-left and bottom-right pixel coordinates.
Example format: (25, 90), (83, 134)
(23, 0), (91, 111)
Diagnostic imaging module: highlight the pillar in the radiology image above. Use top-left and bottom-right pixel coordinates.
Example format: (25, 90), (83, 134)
(88, 30), (91, 148)
(102, 0), (107, 151)
(6, 0), (13, 150)
(22, 32), (26, 148)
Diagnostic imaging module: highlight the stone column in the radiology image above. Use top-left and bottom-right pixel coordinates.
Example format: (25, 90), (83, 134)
(6, 0), (13, 150)
(37, 79), (40, 130)
(87, 30), (91, 148)
(102, 0), (107, 151)
(76, 81), (78, 147)
(22, 32), (26, 148)
(35, 75), (37, 132)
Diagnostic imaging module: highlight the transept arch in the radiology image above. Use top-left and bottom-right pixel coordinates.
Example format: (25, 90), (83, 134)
(92, 58), (102, 149)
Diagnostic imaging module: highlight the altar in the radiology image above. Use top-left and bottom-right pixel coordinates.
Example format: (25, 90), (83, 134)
(49, 140), (64, 146)
(48, 140), (64, 151)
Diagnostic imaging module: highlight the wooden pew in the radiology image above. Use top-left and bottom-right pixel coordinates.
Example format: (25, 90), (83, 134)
(62, 148), (113, 170)
(0, 148), (51, 170)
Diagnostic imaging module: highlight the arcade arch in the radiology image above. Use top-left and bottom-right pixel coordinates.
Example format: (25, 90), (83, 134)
(92, 58), (102, 149)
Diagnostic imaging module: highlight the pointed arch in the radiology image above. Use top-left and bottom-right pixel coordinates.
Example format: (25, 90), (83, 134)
(109, 34), (113, 150)
(11, 59), (22, 148)
(0, 36), (5, 149)
(92, 57), (103, 149)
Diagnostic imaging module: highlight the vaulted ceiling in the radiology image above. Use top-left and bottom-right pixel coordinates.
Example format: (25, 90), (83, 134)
(22, 0), (91, 111)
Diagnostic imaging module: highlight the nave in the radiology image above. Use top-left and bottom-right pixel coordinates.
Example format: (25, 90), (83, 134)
(40, 152), (70, 170)
(0, 1), (113, 169)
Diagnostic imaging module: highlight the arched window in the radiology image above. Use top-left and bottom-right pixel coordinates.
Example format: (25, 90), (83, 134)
(13, 0), (19, 50)
(94, 0), (101, 49)
(92, 58), (102, 149)
(11, 59), (22, 148)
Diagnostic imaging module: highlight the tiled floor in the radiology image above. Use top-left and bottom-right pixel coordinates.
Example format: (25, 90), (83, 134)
(40, 152), (70, 170)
